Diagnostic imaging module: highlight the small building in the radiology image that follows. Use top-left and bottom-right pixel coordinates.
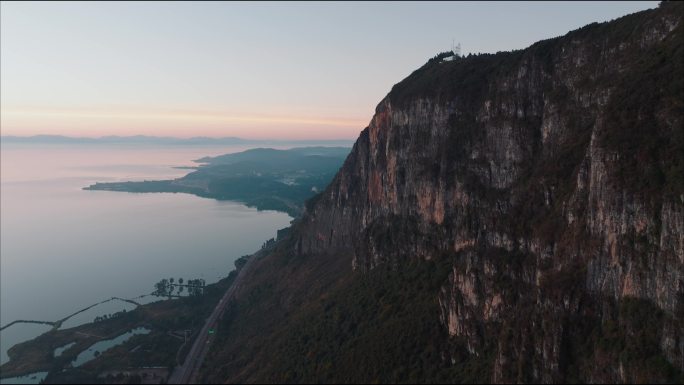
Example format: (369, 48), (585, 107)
(442, 42), (462, 62)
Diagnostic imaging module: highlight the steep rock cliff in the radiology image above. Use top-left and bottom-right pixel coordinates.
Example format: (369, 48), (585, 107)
(295, 3), (683, 382)
(206, 3), (683, 383)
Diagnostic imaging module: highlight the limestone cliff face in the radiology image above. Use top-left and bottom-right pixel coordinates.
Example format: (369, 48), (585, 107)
(295, 3), (683, 382)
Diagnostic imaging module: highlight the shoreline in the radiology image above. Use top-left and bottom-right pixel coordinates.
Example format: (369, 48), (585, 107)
(0, 272), (238, 381)
(0, 246), (268, 382)
(1, 296), (148, 333)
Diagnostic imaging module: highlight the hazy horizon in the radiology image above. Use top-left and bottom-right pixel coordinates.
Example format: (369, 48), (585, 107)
(0, 133), (356, 141)
(1, 1), (658, 139)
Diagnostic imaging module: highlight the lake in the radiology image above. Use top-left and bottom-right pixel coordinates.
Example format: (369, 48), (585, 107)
(0, 143), (297, 365)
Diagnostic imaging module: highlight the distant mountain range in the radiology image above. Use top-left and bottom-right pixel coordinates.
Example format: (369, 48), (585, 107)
(0, 135), (355, 146)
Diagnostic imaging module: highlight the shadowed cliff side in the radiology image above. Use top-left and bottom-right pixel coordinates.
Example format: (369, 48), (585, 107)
(203, 3), (683, 383)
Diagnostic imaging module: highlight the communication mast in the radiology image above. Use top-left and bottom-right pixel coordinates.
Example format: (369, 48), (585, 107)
(442, 40), (462, 62)
(452, 40), (461, 57)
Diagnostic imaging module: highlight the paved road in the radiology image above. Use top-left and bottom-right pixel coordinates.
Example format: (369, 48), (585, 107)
(168, 255), (256, 384)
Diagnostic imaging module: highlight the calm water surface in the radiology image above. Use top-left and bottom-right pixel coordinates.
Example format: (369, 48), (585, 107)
(0, 143), (295, 365)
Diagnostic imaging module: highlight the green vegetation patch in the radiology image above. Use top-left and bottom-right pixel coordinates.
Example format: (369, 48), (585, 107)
(206, 256), (494, 384)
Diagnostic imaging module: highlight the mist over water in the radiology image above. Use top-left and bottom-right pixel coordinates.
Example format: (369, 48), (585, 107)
(0, 143), (295, 364)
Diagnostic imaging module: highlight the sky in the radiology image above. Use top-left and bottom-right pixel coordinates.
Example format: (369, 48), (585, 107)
(1, 1), (659, 140)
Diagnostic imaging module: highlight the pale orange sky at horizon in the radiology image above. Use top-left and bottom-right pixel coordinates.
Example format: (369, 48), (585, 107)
(1, 2), (658, 140)
(1, 106), (369, 140)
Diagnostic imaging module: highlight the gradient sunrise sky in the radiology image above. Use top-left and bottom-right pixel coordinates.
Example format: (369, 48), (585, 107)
(1, 1), (657, 140)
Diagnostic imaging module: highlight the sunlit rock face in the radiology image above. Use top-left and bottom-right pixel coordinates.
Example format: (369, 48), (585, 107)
(295, 2), (683, 382)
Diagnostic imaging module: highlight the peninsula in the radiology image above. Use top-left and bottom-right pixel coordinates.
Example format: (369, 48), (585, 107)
(84, 147), (351, 217)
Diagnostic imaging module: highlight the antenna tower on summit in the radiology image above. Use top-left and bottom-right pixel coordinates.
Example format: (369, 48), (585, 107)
(442, 40), (462, 62)
(452, 40), (461, 57)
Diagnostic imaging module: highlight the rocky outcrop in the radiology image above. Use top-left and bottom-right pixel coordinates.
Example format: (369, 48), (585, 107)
(294, 2), (683, 382)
